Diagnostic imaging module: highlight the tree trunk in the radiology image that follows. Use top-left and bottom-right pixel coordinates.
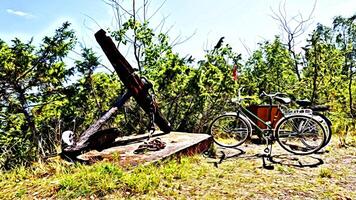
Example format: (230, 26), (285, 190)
(287, 41), (301, 81)
(311, 42), (319, 104)
(311, 62), (318, 104)
(18, 89), (42, 156)
(349, 61), (354, 118)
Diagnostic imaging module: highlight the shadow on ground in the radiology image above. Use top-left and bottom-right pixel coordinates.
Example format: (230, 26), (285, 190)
(207, 139), (327, 170)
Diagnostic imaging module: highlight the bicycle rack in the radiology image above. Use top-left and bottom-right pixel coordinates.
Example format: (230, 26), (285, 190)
(61, 29), (171, 160)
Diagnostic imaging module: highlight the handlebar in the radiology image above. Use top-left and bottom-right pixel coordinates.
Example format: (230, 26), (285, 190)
(232, 87), (255, 103)
(232, 88), (289, 104)
(259, 91), (291, 105)
(259, 91), (287, 98)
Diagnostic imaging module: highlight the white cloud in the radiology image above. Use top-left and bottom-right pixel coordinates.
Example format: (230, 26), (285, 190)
(6, 9), (35, 19)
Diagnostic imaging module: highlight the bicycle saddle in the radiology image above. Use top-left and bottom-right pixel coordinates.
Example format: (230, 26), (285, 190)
(274, 96), (291, 104)
(296, 99), (330, 111)
(296, 99), (312, 107)
(310, 105), (330, 112)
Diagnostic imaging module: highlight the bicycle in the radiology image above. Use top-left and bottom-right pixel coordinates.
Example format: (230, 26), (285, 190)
(278, 97), (332, 149)
(292, 99), (332, 148)
(208, 88), (327, 156)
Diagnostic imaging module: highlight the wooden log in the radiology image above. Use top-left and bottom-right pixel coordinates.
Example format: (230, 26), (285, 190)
(94, 29), (171, 133)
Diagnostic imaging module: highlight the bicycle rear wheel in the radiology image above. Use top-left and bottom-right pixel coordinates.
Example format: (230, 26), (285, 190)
(313, 113), (332, 148)
(209, 114), (251, 147)
(275, 114), (326, 155)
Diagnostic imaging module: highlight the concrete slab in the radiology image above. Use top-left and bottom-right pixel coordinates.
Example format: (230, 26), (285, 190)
(77, 132), (212, 166)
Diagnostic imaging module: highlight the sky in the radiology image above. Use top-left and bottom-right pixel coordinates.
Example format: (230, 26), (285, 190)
(0, 0), (355, 66)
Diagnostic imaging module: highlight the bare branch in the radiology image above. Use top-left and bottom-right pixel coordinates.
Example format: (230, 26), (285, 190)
(132, 0), (142, 71)
(163, 24), (175, 36)
(270, 8), (290, 34)
(170, 30), (196, 47)
(270, 0), (317, 80)
(282, 0), (287, 20)
(239, 38), (252, 57)
(83, 13), (102, 29)
(98, 63), (114, 73)
(82, 16), (102, 35)
(154, 14), (171, 33)
(104, 0), (134, 17)
(148, 0), (167, 21)
(111, 1), (121, 29)
(143, 0), (147, 21)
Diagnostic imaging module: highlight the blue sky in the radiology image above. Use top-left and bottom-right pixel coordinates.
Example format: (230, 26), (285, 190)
(0, 0), (355, 64)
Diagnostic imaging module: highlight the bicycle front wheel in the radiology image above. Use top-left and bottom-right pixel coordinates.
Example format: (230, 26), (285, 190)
(275, 114), (326, 155)
(209, 114), (251, 147)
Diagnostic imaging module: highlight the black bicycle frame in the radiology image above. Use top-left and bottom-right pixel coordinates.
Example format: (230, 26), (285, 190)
(237, 105), (274, 134)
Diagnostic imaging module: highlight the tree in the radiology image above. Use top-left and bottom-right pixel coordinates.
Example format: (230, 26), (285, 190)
(0, 22), (76, 168)
(271, 0), (316, 80)
(333, 14), (356, 118)
(191, 42), (242, 132)
(243, 37), (297, 96)
(302, 24), (344, 104)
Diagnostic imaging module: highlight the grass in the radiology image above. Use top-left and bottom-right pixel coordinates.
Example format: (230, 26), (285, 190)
(0, 135), (355, 199)
(0, 156), (204, 199)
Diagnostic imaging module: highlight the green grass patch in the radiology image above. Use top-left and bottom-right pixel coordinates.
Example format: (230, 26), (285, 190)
(318, 167), (333, 178)
(0, 140), (355, 199)
(57, 162), (123, 198)
(0, 156), (203, 199)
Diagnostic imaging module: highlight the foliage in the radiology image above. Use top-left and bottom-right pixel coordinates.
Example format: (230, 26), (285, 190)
(332, 14), (356, 120)
(60, 48), (124, 136)
(110, 17), (242, 132)
(1, 11), (356, 169)
(0, 156), (202, 199)
(242, 37), (297, 95)
(0, 25), (124, 169)
(0, 143), (355, 199)
(0, 22), (76, 169)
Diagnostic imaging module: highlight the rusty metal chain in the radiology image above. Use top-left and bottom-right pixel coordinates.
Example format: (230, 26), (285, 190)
(133, 138), (166, 154)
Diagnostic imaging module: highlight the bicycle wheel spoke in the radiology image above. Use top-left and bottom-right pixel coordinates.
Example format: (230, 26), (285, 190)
(290, 118), (301, 133)
(209, 114), (250, 147)
(276, 115), (326, 155)
(299, 119), (314, 133)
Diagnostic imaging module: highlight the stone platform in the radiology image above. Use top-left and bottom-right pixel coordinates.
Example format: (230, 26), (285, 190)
(77, 132), (212, 166)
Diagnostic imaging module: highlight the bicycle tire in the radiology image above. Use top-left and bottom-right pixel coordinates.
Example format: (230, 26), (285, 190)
(313, 113), (332, 148)
(209, 114), (251, 147)
(275, 114), (326, 155)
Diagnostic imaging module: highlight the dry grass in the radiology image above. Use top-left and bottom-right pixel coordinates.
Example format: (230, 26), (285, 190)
(0, 135), (355, 200)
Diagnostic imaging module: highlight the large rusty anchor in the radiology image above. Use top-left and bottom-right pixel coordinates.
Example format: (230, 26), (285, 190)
(61, 29), (171, 160)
